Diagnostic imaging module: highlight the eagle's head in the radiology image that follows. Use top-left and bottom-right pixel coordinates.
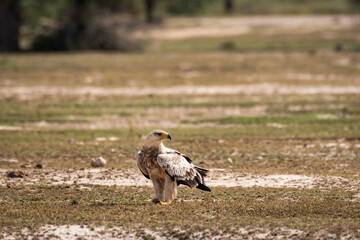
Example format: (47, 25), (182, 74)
(143, 129), (171, 147)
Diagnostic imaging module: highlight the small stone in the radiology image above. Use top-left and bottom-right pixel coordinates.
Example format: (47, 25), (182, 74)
(20, 163), (32, 168)
(226, 158), (233, 163)
(35, 163), (43, 169)
(334, 43), (343, 52)
(96, 137), (106, 142)
(108, 137), (119, 141)
(91, 157), (107, 167)
(6, 170), (27, 178)
(6, 183), (16, 188)
(110, 148), (116, 153)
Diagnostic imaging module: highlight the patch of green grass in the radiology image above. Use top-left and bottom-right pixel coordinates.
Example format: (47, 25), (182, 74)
(186, 114), (360, 125)
(189, 0), (353, 16)
(0, 58), (19, 71)
(0, 186), (359, 237)
(36, 98), (259, 109)
(159, 30), (360, 53)
(0, 57), (35, 72)
(0, 101), (134, 125)
(1, 51), (359, 87)
(0, 128), (359, 177)
(1, 94), (359, 125)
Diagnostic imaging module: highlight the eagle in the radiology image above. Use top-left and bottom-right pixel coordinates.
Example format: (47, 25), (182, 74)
(136, 129), (211, 205)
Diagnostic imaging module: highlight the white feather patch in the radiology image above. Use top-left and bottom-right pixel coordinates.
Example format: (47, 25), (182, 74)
(157, 153), (196, 180)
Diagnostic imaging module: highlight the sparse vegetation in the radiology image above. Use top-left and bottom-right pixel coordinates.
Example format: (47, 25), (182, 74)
(1, 186), (359, 238)
(1, 14), (360, 239)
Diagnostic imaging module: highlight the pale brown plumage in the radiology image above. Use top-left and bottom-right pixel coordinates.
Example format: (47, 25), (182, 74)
(136, 129), (211, 204)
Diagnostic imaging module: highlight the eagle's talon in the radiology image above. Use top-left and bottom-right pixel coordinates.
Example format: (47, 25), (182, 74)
(152, 198), (172, 205)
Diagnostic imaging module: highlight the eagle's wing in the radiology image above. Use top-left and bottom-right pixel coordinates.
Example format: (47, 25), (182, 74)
(136, 151), (150, 179)
(157, 152), (211, 191)
(161, 146), (194, 164)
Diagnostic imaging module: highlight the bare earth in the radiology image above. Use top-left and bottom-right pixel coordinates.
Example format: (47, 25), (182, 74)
(1, 168), (359, 192)
(134, 15), (355, 40)
(3, 224), (348, 240)
(1, 84), (360, 101)
(1, 168), (359, 239)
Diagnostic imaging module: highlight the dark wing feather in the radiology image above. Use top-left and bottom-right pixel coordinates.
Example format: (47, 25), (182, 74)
(136, 151), (150, 179)
(181, 154), (193, 163)
(138, 167), (150, 179)
(157, 152), (211, 192)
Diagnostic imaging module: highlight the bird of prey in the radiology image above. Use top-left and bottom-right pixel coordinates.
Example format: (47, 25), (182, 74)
(136, 129), (211, 205)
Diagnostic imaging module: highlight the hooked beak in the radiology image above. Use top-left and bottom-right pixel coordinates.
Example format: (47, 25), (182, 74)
(160, 132), (171, 140)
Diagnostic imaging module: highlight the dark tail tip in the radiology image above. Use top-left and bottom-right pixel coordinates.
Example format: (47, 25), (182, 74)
(196, 184), (211, 192)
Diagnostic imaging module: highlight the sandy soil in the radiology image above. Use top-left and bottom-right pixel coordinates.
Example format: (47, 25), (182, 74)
(1, 225), (137, 240)
(1, 168), (359, 192)
(1, 84), (360, 101)
(2, 224), (358, 240)
(134, 15), (355, 40)
(0, 126), (24, 131)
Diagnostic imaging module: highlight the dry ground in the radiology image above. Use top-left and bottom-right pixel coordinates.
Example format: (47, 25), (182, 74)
(1, 15), (360, 239)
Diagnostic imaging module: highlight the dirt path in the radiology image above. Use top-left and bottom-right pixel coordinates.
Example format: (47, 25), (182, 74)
(3, 224), (348, 240)
(1, 168), (359, 192)
(1, 84), (360, 101)
(134, 15), (355, 40)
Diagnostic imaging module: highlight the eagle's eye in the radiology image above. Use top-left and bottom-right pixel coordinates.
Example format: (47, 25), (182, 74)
(155, 132), (162, 136)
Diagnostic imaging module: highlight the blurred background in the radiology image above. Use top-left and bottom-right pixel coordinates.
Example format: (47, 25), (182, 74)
(0, 0), (359, 170)
(1, 0), (360, 52)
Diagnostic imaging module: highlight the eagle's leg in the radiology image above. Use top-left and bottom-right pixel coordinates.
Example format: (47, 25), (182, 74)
(152, 178), (165, 203)
(163, 177), (177, 203)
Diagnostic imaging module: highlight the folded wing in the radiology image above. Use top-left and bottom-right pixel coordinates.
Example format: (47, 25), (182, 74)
(157, 152), (211, 191)
(136, 151), (150, 179)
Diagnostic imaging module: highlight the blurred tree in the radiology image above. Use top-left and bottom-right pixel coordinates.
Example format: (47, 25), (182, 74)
(224, 0), (234, 13)
(349, 0), (360, 5)
(349, 0), (360, 11)
(64, 0), (87, 49)
(18, 0), (354, 51)
(144, 0), (156, 23)
(0, 0), (20, 51)
(165, 0), (208, 15)
(31, 0), (145, 51)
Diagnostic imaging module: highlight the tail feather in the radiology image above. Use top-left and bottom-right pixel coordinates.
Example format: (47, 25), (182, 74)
(194, 165), (209, 177)
(177, 165), (211, 192)
(195, 165), (211, 192)
(196, 183), (211, 192)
